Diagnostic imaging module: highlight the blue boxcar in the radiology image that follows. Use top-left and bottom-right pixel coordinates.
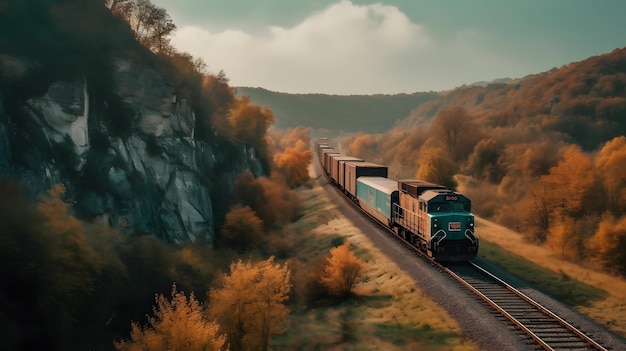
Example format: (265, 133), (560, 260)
(356, 177), (399, 227)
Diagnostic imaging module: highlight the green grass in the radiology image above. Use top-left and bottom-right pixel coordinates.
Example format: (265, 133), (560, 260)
(478, 241), (608, 307)
(373, 323), (460, 347)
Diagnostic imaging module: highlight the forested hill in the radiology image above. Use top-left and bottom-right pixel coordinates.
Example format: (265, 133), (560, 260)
(339, 46), (626, 277)
(393, 47), (626, 152)
(236, 86), (439, 134)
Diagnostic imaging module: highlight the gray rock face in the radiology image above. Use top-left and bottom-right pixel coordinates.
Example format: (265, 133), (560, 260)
(0, 56), (263, 243)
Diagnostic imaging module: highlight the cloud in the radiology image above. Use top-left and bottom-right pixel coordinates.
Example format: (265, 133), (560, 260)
(170, 1), (516, 94)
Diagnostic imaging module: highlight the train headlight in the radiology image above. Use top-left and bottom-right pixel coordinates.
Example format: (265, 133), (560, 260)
(433, 223), (438, 228)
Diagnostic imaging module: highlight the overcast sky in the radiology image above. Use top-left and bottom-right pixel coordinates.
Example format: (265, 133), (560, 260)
(151, 0), (626, 95)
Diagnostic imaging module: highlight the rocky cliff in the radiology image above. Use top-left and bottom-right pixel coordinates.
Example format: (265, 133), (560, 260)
(0, 55), (263, 243)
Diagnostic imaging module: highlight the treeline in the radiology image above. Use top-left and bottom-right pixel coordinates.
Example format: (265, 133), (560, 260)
(237, 87), (440, 134)
(340, 48), (626, 276)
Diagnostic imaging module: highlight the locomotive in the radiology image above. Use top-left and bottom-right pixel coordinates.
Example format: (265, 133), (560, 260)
(315, 138), (478, 262)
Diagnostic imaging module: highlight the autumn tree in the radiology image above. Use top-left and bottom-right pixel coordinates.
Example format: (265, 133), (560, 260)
(228, 96), (275, 163)
(269, 126), (311, 152)
(521, 183), (552, 242)
(539, 145), (594, 217)
(209, 257), (291, 351)
(545, 217), (580, 260)
(464, 138), (505, 183)
(273, 146), (313, 188)
(319, 242), (365, 298)
(233, 172), (299, 226)
(521, 145), (595, 243)
(345, 133), (379, 162)
(107, 0), (176, 53)
(416, 145), (458, 190)
(115, 284), (227, 351)
(434, 106), (478, 161)
(587, 215), (626, 275)
(220, 205), (264, 252)
(246, 258), (291, 351)
(594, 136), (626, 216)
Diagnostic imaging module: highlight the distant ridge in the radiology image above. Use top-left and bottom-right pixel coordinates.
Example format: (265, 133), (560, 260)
(235, 87), (439, 134)
(465, 77), (520, 88)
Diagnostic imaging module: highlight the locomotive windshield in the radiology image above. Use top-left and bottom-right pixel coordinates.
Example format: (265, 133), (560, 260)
(428, 201), (470, 213)
(429, 202), (450, 212)
(452, 202), (470, 212)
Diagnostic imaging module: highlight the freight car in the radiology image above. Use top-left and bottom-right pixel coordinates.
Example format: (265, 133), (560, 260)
(316, 138), (478, 262)
(329, 155), (363, 184)
(342, 161), (388, 200)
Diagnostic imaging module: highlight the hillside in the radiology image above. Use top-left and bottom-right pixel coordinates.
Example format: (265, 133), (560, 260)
(236, 87), (439, 134)
(394, 48), (626, 151)
(338, 47), (626, 278)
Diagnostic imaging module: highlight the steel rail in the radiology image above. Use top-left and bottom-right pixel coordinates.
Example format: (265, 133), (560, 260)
(444, 265), (554, 350)
(464, 261), (608, 351)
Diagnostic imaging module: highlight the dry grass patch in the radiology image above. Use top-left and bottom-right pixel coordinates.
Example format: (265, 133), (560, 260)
(476, 217), (626, 336)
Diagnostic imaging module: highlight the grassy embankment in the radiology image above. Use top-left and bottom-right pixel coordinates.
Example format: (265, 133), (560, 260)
(275, 180), (477, 351)
(476, 217), (626, 336)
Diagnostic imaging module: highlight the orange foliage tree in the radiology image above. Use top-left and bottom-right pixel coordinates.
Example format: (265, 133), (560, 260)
(209, 257), (291, 351)
(416, 145), (458, 190)
(521, 145), (595, 243)
(464, 138), (504, 183)
(115, 284), (226, 351)
(270, 126), (311, 152)
(594, 136), (626, 217)
(233, 172), (299, 226)
(273, 146), (313, 188)
(540, 145), (594, 217)
(545, 217), (581, 260)
(228, 96), (275, 162)
(319, 242), (365, 298)
(587, 215), (626, 275)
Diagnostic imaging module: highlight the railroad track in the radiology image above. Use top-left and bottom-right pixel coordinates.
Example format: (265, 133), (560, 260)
(444, 261), (608, 351)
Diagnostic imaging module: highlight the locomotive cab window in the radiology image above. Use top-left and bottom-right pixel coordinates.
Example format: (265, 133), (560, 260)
(453, 202), (470, 212)
(429, 202), (449, 213)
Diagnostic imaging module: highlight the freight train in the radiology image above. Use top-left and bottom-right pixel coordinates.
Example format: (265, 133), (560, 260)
(315, 138), (478, 262)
